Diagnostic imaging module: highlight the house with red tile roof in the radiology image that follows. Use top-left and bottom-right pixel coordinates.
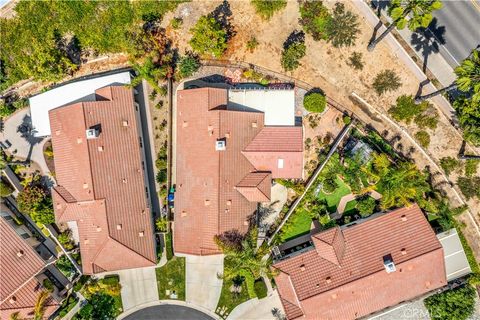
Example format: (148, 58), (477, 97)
(49, 85), (156, 274)
(174, 87), (303, 256)
(272, 205), (447, 320)
(0, 218), (62, 319)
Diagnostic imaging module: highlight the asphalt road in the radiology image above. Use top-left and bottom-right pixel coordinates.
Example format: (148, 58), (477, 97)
(430, 0), (480, 66)
(123, 305), (214, 320)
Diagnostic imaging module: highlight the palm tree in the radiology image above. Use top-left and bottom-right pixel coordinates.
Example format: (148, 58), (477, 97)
(129, 57), (166, 93)
(367, 0), (443, 51)
(416, 49), (480, 103)
(376, 162), (430, 209)
(215, 228), (275, 298)
(33, 290), (50, 320)
(9, 312), (23, 320)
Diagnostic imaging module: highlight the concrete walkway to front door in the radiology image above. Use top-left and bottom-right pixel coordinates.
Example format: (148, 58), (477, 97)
(116, 266), (159, 312)
(181, 254), (224, 312)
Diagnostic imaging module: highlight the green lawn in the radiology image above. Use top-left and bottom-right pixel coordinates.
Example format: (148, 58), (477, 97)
(215, 260), (251, 319)
(156, 256), (186, 300)
(278, 208), (312, 242)
(318, 176), (352, 212)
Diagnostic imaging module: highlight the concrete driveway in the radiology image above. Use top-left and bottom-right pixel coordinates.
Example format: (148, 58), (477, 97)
(227, 290), (284, 320)
(123, 304), (215, 320)
(182, 254), (224, 312)
(116, 267), (159, 312)
(1, 108), (50, 175)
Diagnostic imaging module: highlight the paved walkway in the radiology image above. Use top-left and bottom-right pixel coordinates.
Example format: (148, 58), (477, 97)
(181, 254), (224, 312)
(227, 290), (284, 320)
(0, 108), (50, 175)
(336, 193), (356, 215)
(115, 267), (160, 313)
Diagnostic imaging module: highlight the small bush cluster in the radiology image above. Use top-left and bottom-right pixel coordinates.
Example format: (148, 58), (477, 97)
(251, 0), (287, 20)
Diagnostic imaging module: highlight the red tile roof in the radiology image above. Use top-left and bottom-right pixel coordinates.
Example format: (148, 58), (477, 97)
(49, 86), (156, 274)
(242, 126), (303, 179)
(236, 172), (271, 202)
(273, 205), (447, 320)
(0, 219), (58, 319)
(174, 88), (303, 255)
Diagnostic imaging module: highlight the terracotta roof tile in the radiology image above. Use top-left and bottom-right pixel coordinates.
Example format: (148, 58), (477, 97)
(0, 220), (58, 319)
(236, 172), (271, 202)
(49, 86), (156, 273)
(273, 205), (447, 320)
(174, 88), (303, 255)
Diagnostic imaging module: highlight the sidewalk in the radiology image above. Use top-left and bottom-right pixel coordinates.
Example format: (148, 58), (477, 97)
(352, 1), (456, 122)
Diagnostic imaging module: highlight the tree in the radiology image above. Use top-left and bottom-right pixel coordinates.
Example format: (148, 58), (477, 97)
(251, 0), (287, 20)
(424, 285), (476, 320)
(416, 49), (480, 103)
(357, 196), (376, 217)
(33, 291), (50, 320)
(374, 162), (431, 210)
(372, 70), (402, 96)
(299, 0), (331, 41)
(155, 217), (168, 232)
(189, 16), (228, 58)
(78, 293), (116, 320)
(414, 130), (430, 148)
(367, 0), (442, 51)
(440, 157), (460, 177)
(130, 57), (164, 93)
(454, 97), (480, 146)
(281, 32), (306, 71)
(17, 184), (55, 225)
(304, 92), (326, 113)
(215, 228), (275, 299)
(176, 55), (200, 79)
(0, 180), (13, 197)
(325, 3), (360, 48)
(246, 36), (259, 52)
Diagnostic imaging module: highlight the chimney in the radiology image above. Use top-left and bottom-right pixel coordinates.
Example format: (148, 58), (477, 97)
(300, 264), (306, 271)
(98, 146), (104, 152)
(116, 224), (122, 230)
(17, 250), (24, 258)
(204, 199), (211, 206)
(122, 120), (129, 127)
(138, 231), (144, 237)
(401, 214), (407, 221)
(326, 276), (332, 284)
(401, 248), (407, 255)
(9, 296), (16, 304)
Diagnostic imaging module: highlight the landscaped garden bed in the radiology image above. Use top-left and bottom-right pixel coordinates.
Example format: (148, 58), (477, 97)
(156, 256), (186, 301)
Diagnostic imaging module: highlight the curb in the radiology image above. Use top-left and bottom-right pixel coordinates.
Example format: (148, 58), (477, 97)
(116, 300), (221, 320)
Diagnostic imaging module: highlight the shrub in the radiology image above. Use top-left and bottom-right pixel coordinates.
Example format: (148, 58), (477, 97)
(414, 130), (430, 148)
(58, 230), (74, 251)
(281, 41), (306, 71)
(342, 115), (351, 125)
(251, 0), (287, 20)
(254, 279), (268, 299)
(440, 157), (460, 177)
(457, 176), (480, 200)
(155, 217), (168, 232)
(165, 232), (174, 260)
(0, 180), (13, 197)
(303, 92), (326, 113)
(357, 197), (376, 217)
(414, 109), (439, 129)
(372, 70), (402, 96)
(171, 17), (183, 29)
(156, 169), (167, 184)
(189, 16), (228, 58)
(177, 55), (200, 79)
(424, 285), (476, 320)
(17, 184), (55, 225)
(389, 95), (426, 123)
(347, 51), (364, 70)
(299, 0), (331, 41)
(322, 175), (338, 194)
(325, 2), (359, 48)
(43, 278), (54, 292)
(246, 36), (259, 52)
(56, 255), (75, 278)
(465, 159), (478, 177)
